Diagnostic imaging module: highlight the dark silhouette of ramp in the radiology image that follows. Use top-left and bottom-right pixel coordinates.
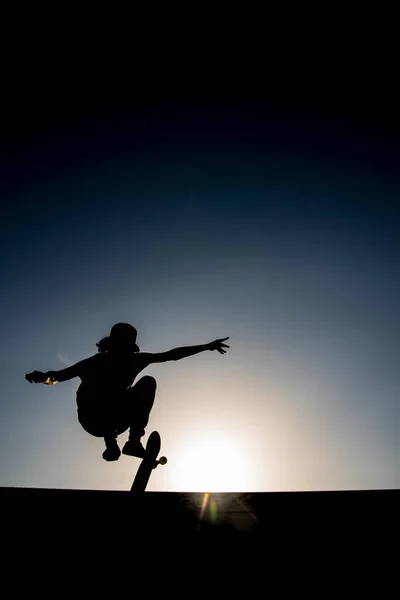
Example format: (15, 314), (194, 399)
(2, 486), (398, 541)
(2, 486), (397, 591)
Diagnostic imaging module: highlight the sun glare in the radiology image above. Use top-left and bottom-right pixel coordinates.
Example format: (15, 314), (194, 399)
(167, 432), (254, 492)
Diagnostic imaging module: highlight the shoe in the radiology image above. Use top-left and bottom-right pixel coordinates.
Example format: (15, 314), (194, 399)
(122, 439), (146, 458)
(102, 440), (121, 462)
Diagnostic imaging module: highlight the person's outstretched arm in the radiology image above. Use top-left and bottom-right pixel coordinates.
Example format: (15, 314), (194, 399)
(142, 337), (230, 364)
(25, 361), (84, 385)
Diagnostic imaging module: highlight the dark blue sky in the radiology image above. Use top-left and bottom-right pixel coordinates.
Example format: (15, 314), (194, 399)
(1, 91), (399, 491)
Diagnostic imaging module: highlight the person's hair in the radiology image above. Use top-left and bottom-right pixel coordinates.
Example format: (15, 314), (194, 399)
(96, 335), (113, 353)
(96, 323), (140, 353)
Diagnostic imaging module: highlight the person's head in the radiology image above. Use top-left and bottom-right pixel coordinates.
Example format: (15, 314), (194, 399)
(96, 322), (140, 354)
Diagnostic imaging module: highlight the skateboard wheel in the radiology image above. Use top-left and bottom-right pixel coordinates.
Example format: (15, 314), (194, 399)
(159, 456), (167, 465)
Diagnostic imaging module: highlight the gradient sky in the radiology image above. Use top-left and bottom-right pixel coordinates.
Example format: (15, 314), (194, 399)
(1, 100), (399, 492)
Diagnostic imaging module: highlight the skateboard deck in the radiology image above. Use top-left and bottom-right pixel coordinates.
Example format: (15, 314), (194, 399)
(130, 431), (167, 493)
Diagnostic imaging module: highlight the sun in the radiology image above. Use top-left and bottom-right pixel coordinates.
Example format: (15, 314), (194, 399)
(167, 430), (254, 492)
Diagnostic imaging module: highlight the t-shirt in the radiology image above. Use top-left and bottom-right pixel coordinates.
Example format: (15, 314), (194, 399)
(75, 351), (151, 411)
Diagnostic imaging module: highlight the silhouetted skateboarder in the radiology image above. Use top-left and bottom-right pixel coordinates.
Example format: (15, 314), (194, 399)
(25, 323), (230, 462)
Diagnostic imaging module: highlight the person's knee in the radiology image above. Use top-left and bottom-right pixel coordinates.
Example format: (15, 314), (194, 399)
(139, 375), (157, 390)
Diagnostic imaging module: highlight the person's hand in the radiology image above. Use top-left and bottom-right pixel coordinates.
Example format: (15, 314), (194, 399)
(207, 337), (230, 354)
(25, 371), (47, 383)
(26, 371), (58, 384)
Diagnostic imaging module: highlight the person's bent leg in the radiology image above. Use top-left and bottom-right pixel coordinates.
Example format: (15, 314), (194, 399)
(122, 376), (156, 457)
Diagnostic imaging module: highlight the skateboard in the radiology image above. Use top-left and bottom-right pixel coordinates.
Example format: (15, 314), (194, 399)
(130, 430), (167, 493)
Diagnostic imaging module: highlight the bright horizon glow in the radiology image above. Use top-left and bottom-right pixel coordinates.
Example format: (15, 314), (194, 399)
(165, 430), (257, 492)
